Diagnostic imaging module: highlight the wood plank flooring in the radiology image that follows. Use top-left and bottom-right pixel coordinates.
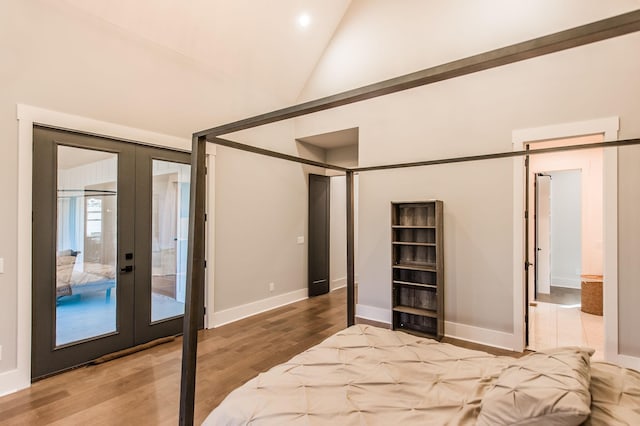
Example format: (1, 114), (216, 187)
(0, 288), (521, 425)
(0, 288), (347, 425)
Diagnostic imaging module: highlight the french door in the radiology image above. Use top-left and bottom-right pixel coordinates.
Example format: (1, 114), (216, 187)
(32, 126), (200, 379)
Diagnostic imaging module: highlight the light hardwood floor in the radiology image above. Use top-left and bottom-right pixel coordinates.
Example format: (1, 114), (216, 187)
(0, 288), (521, 425)
(0, 288), (348, 425)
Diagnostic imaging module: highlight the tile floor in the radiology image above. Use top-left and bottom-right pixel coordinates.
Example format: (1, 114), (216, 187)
(528, 301), (604, 361)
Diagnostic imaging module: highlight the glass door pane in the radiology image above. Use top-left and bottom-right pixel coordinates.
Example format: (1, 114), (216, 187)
(56, 146), (118, 346)
(151, 160), (190, 322)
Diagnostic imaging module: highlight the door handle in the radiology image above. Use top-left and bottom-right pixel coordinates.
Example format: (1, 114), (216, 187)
(120, 265), (134, 273)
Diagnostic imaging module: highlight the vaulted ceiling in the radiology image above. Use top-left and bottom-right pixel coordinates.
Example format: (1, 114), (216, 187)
(58, 0), (352, 104)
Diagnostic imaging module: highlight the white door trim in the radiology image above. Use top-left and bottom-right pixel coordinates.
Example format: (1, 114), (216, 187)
(511, 116), (619, 357)
(5, 104), (212, 396)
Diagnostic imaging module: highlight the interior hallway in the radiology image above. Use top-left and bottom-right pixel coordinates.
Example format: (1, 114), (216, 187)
(528, 301), (604, 361)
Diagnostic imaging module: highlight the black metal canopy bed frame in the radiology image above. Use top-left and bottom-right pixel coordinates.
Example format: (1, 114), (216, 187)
(178, 10), (640, 425)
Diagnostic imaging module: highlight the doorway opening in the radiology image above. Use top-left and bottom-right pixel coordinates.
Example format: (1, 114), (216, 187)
(298, 128), (359, 300)
(525, 134), (604, 359)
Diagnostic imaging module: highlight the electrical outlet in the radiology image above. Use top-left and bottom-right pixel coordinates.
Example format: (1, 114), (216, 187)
(297, 236), (304, 244)
(0, 257), (4, 274)
(269, 282), (275, 292)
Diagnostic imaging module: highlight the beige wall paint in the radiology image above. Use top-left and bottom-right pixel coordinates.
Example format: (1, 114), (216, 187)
(0, 0), (303, 376)
(295, 1), (640, 348)
(214, 122), (316, 311)
(214, 149), (309, 310)
(618, 145), (640, 358)
(2, 0), (640, 381)
(359, 161), (514, 332)
(297, 0), (640, 103)
(326, 145), (358, 168)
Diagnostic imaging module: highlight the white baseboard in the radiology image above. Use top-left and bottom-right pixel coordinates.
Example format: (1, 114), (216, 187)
(354, 305), (515, 350)
(331, 277), (346, 291)
(355, 304), (391, 325)
(445, 321), (516, 351)
(0, 368), (30, 397)
(211, 288), (308, 328)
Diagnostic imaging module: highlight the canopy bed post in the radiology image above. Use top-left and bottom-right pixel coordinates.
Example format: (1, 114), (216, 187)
(346, 170), (355, 326)
(179, 135), (207, 426)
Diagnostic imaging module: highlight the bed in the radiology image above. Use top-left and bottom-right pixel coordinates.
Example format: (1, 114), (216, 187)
(203, 325), (640, 425)
(56, 251), (116, 300)
(173, 11), (640, 424)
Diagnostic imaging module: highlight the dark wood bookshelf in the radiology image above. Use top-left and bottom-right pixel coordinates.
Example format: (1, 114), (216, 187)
(391, 201), (444, 340)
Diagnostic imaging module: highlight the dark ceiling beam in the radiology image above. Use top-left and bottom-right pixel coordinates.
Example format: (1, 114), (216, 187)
(195, 9), (640, 139)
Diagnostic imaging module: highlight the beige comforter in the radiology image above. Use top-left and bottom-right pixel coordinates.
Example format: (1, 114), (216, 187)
(204, 325), (640, 425)
(204, 325), (512, 425)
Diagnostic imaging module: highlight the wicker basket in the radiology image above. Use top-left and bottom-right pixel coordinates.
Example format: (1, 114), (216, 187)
(581, 274), (603, 316)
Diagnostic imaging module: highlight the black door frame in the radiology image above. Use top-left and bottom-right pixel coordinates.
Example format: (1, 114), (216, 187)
(32, 126), (199, 379)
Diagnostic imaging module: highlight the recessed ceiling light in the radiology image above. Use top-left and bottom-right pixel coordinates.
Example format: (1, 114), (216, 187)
(298, 13), (311, 28)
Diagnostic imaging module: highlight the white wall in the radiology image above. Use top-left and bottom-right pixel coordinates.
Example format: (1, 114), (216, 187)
(549, 170), (582, 288)
(294, 0), (640, 349)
